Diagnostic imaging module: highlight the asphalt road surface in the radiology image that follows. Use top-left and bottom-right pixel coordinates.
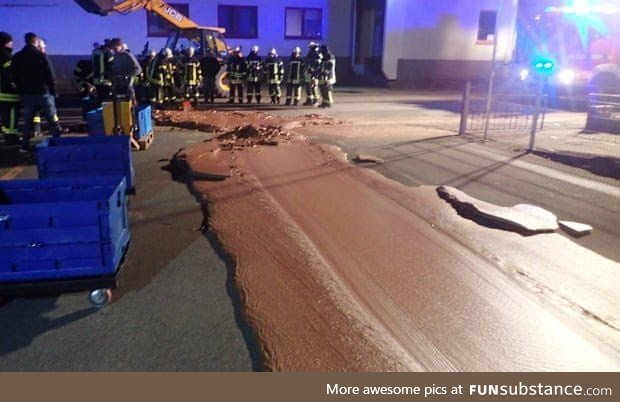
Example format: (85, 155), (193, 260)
(0, 88), (617, 370)
(0, 128), (257, 371)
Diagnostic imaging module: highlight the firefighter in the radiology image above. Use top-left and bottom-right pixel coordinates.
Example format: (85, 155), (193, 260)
(12, 33), (62, 153)
(285, 46), (303, 106)
(158, 48), (177, 105)
(136, 49), (157, 105)
(265, 48), (284, 104)
(245, 45), (263, 104)
(227, 46), (246, 104)
(0, 32), (20, 145)
(92, 39), (114, 102)
(181, 47), (202, 104)
(200, 50), (222, 104)
(319, 45), (336, 108)
(147, 49), (167, 106)
(73, 58), (94, 98)
(303, 42), (322, 106)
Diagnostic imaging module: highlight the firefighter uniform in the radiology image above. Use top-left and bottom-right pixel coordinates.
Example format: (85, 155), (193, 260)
(227, 48), (246, 104)
(319, 45), (336, 108)
(245, 46), (263, 104)
(265, 49), (284, 104)
(200, 52), (221, 104)
(92, 41), (114, 102)
(303, 42), (322, 106)
(73, 59), (96, 119)
(148, 48), (176, 106)
(139, 50), (158, 104)
(0, 32), (20, 145)
(285, 47), (303, 106)
(181, 48), (202, 103)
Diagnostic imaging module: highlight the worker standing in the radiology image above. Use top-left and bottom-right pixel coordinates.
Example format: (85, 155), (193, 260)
(285, 46), (303, 106)
(110, 37), (142, 103)
(200, 50), (221, 104)
(303, 42), (322, 106)
(152, 48), (176, 106)
(181, 47), (202, 104)
(0, 32), (20, 145)
(12, 33), (62, 153)
(140, 49), (158, 105)
(264, 48), (284, 105)
(227, 46), (246, 104)
(318, 45), (336, 108)
(92, 39), (114, 102)
(245, 46), (263, 104)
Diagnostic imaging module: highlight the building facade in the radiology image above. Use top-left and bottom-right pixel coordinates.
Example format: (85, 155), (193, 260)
(2, 0), (522, 90)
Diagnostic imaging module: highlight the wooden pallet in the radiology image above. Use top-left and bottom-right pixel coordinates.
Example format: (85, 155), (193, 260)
(136, 130), (155, 151)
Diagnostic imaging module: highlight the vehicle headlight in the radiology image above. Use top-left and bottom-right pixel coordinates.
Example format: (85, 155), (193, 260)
(519, 68), (529, 81)
(558, 69), (575, 85)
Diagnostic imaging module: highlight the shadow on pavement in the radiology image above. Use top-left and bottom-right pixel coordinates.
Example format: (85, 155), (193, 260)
(160, 157), (264, 372)
(0, 297), (97, 357)
(532, 149), (620, 180)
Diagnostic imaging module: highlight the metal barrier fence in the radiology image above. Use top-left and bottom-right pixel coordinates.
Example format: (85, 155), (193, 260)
(586, 93), (620, 134)
(459, 83), (546, 135)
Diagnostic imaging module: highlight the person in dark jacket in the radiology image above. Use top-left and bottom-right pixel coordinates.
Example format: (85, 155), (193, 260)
(0, 31), (21, 145)
(12, 32), (62, 152)
(109, 38), (142, 102)
(200, 50), (222, 104)
(181, 47), (202, 104)
(227, 46), (246, 104)
(92, 39), (114, 102)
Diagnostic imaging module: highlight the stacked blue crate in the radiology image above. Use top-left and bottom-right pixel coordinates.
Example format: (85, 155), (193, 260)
(86, 107), (105, 136)
(0, 177), (130, 284)
(135, 105), (153, 140)
(36, 136), (135, 192)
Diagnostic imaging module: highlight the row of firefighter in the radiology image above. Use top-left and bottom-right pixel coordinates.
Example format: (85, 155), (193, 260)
(226, 42), (336, 107)
(77, 41), (336, 108)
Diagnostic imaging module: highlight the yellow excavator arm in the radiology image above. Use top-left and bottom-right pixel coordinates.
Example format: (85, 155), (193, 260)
(75, 0), (224, 33)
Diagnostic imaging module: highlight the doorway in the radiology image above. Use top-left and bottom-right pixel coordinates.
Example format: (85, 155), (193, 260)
(353, 0), (386, 75)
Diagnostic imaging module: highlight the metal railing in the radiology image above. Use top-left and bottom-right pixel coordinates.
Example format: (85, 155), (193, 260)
(459, 82), (546, 135)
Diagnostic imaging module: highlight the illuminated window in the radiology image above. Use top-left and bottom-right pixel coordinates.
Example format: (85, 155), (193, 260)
(285, 7), (322, 39)
(477, 10), (497, 42)
(147, 2), (189, 37)
(218, 5), (258, 39)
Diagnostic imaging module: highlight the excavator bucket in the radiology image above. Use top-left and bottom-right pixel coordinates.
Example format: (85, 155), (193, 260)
(74, 0), (116, 15)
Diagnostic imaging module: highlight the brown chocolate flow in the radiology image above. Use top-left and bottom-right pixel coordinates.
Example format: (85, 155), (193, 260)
(162, 110), (619, 372)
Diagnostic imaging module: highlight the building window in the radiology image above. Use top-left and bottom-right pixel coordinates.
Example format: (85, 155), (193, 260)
(477, 10), (497, 43)
(285, 7), (322, 39)
(147, 3), (189, 37)
(218, 5), (258, 39)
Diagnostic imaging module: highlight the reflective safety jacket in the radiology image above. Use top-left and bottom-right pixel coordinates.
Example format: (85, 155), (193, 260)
(182, 55), (202, 86)
(286, 55), (303, 85)
(320, 53), (336, 85)
(227, 54), (247, 85)
(304, 50), (323, 83)
(245, 51), (263, 83)
(92, 46), (114, 85)
(0, 47), (19, 102)
(265, 55), (284, 84)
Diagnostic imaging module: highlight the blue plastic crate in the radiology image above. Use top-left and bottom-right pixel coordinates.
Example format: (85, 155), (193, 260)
(36, 135), (135, 192)
(0, 176), (130, 283)
(86, 107), (105, 136)
(135, 105), (153, 140)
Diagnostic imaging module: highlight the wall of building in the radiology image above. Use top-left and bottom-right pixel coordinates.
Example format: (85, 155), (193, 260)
(1, 0), (350, 56)
(383, 0), (518, 84)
